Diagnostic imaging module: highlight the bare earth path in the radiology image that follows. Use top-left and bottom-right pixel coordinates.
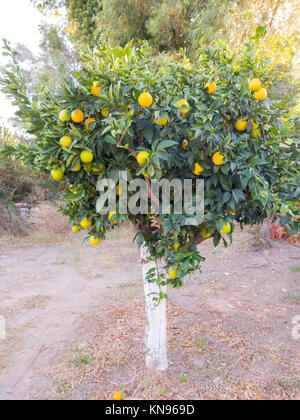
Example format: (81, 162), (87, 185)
(0, 210), (299, 399)
(0, 226), (140, 400)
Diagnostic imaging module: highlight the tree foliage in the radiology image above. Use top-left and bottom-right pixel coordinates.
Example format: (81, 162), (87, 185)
(0, 31), (299, 293)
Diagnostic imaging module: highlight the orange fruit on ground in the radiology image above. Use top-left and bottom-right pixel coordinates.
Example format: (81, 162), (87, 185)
(71, 109), (84, 123)
(138, 92), (153, 108)
(235, 119), (247, 131)
(80, 217), (92, 228)
(108, 211), (117, 225)
(182, 139), (188, 149)
(113, 392), (122, 401)
(212, 152), (225, 166)
(59, 136), (72, 148)
(193, 162), (204, 175)
(155, 115), (168, 126)
(51, 168), (64, 181)
(89, 236), (101, 246)
(254, 88), (267, 101)
(85, 118), (96, 131)
(205, 81), (217, 94)
(249, 78), (262, 92)
(177, 99), (189, 114)
(80, 150), (94, 163)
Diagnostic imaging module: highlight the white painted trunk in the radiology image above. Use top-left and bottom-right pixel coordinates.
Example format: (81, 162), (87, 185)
(0, 315), (6, 340)
(141, 243), (168, 371)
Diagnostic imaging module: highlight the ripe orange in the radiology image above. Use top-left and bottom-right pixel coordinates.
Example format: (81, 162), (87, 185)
(155, 115), (168, 126)
(59, 110), (71, 122)
(80, 150), (94, 163)
(85, 118), (96, 131)
(212, 152), (225, 166)
(72, 162), (81, 172)
(116, 184), (123, 195)
(249, 78), (262, 92)
(137, 151), (149, 165)
(89, 236), (101, 246)
(193, 162), (204, 175)
(200, 226), (212, 238)
(235, 120), (247, 131)
(254, 88), (267, 101)
(113, 392), (122, 401)
(205, 81), (217, 94)
(108, 211), (117, 225)
(71, 109), (84, 123)
(177, 99), (189, 114)
(168, 267), (177, 279)
(91, 84), (103, 96)
(51, 168), (64, 181)
(220, 222), (231, 234)
(138, 92), (153, 108)
(182, 139), (188, 149)
(59, 136), (72, 148)
(80, 217), (92, 228)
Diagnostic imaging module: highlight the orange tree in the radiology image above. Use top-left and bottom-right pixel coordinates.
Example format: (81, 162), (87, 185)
(1, 32), (299, 370)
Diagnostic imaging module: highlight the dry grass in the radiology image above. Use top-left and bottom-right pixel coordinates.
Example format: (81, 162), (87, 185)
(47, 285), (300, 401)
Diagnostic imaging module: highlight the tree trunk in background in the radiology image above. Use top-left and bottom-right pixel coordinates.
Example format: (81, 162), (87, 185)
(269, 0), (281, 28)
(141, 243), (168, 371)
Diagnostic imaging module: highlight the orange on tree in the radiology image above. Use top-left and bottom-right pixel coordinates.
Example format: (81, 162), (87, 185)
(193, 162), (204, 175)
(101, 107), (109, 117)
(212, 152), (225, 166)
(85, 118), (96, 131)
(59, 109), (71, 122)
(59, 136), (72, 148)
(80, 217), (93, 228)
(249, 78), (262, 92)
(251, 128), (261, 138)
(72, 225), (80, 233)
(80, 150), (94, 163)
(72, 162), (81, 172)
(51, 168), (64, 181)
(136, 151), (149, 165)
(138, 92), (153, 108)
(91, 83), (103, 96)
(173, 242), (180, 251)
(155, 115), (168, 126)
(220, 222), (231, 234)
(205, 81), (217, 94)
(235, 119), (247, 131)
(254, 88), (267, 101)
(200, 226), (212, 238)
(177, 99), (189, 114)
(89, 235), (101, 246)
(168, 267), (178, 279)
(108, 211), (117, 225)
(181, 139), (188, 149)
(71, 109), (84, 123)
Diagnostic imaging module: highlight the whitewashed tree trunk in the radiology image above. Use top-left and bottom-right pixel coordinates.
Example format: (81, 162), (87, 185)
(140, 243), (168, 371)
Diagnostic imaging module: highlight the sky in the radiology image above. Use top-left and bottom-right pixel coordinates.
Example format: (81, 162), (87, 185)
(0, 0), (57, 128)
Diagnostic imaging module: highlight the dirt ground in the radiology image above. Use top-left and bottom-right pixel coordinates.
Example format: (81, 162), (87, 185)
(0, 204), (299, 400)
